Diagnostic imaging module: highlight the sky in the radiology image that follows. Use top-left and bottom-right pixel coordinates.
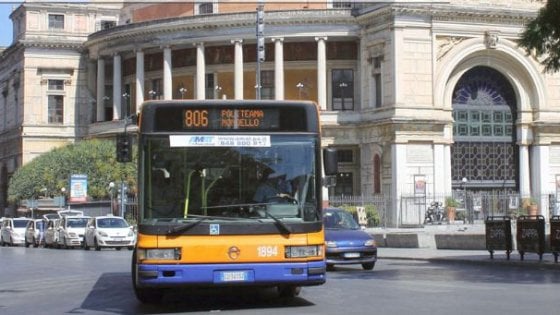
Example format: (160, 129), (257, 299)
(0, 1), (21, 47)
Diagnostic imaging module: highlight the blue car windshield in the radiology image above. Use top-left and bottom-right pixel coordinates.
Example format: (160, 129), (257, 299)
(323, 210), (360, 230)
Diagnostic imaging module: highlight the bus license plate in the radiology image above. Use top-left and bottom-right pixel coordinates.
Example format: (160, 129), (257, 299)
(218, 271), (249, 282)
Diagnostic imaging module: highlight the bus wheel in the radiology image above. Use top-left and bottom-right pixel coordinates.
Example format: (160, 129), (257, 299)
(131, 252), (164, 304)
(278, 285), (301, 298)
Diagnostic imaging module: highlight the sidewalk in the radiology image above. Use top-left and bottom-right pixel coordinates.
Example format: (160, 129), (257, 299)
(379, 245), (560, 270)
(368, 222), (560, 269)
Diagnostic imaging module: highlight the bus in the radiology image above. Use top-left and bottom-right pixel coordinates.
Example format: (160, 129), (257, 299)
(131, 100), (337, 303)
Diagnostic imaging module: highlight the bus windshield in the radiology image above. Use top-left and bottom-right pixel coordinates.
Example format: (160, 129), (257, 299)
(142, 134), (318, 222)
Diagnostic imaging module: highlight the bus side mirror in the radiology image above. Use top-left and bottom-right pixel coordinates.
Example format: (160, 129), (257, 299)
(323, 148), (338, 176)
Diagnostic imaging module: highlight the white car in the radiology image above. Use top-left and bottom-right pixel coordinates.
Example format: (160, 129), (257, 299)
(57, 215), (90, 249)
(1, 217), (32, 246)
(44, 219), (61, 248)
(84, 216), (135, 251)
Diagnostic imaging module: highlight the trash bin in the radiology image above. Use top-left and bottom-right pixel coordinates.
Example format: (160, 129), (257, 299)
(551, 215), (560, 263)
(485, 216), (512, 260)
(516, 215), (545, 261)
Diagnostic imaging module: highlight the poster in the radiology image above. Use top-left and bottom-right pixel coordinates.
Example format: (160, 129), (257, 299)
(414, 175), (426, 197)
(70, 174), (88, 202)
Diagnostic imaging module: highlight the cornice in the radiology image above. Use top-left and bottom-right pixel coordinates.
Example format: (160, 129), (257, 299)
(86, 9), (356, 52)
(358, 3), (537, 28)
(20, 40), (85, 52)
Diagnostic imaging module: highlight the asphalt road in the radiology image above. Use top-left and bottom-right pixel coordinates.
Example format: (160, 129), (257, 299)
(1, 246), (559, 315)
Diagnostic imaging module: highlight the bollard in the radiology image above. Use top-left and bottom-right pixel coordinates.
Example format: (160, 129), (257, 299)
(516, 215), (545, 261)
(485, 216), (512, 260)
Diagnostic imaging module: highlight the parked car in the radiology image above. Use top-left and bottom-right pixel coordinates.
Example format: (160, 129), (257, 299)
(57, 215), (91, 249)
(1, 217), (32, 246)
(323, 208), (377, 271)
(44, 219), (61, 248)
(84, 215), (135, 251)
(25, 219), (47, 247)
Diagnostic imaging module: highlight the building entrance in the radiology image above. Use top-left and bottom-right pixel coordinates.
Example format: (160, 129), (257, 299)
(451, 66), (518, 196)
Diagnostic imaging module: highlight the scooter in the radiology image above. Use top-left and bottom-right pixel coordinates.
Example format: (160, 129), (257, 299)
(424, 201), (445, 224)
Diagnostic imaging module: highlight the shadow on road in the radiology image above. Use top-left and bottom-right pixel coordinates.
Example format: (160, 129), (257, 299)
(80, 272), (315, 314)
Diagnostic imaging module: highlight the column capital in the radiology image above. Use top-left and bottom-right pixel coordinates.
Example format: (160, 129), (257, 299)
(160, 45), (172, 50)
(315, 36), (328, 42)
(193, 42), (205, 48)
(270, 37), (284, 43)
(231, 39), (243, 44)
(133, 47), (143, 53)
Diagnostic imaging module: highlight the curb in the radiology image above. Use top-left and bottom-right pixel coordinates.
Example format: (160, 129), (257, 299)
(379, 254), (560, 271)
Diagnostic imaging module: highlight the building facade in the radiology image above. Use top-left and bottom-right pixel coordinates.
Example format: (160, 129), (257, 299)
(1, 0), (559, 226)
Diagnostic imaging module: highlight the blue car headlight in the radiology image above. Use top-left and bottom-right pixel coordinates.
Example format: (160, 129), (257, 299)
(364, 239), (376, 247)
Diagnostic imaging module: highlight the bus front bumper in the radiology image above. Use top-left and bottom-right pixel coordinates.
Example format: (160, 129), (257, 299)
(135, 261), (326, 288)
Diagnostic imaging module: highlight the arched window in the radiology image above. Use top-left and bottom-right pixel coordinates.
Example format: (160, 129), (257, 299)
(451, 66), (518, 190)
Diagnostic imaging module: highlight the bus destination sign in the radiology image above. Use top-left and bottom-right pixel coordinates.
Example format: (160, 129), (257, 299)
(183, 108), (279, 130)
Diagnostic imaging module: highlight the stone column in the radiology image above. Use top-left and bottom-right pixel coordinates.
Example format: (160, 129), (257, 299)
(272, 37), (284, 100)
(195, 43), (205, 100)
(316, 37), (327, 110)
(96, 58), (105, 122)
(519, 144), (530, 198)
(163, 46), (172, 100)
(232, 39), (244, 100)
(135, 50), (144, 110)
(112, 54), (122, 120)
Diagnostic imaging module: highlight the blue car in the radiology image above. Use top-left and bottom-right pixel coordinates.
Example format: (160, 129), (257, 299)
(323, 208), (377, 270)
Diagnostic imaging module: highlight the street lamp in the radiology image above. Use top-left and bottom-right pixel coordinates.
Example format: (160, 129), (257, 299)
(339, 82), (348, 109)
(296, 82), (304, 99)
(148, 90), (157, 100)
(215, 85), (222, 99)
(462, 177), (468, 223)
(122, 93), (130, 117)
(179, 87), (187, 99)
(108, 182), (115, 215)
(59, 187), (66, 211)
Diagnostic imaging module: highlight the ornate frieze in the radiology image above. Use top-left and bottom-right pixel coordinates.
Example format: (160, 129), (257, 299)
(436, 36), (467, 61)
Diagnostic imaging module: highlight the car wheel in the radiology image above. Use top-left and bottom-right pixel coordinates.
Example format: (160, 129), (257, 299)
(128, 246), (134, 251)
(361, 262), (375, 270)
(94, 238), (101, 251)
(326, 264), (335, 271)
(132, 251), (164, 304)
(277, 285), (301, 298)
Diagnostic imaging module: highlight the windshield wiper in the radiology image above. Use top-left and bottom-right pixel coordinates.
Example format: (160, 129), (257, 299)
(165, 215), (210, 235)
(261, 209), (291, 235)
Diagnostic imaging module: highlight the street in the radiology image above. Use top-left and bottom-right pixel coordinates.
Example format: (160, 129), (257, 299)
(1, 246), (559, 315)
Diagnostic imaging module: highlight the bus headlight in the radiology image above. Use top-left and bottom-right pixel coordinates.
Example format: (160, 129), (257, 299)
(137, 248), (181, 261)
(285, 245), (323, 258)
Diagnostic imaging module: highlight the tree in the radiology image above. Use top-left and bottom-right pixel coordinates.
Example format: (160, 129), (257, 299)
(518, 1), (560, 73)
(8, 139), (136, 203)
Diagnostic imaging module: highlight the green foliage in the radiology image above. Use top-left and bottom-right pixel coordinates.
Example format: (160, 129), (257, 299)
(338, 204), (380, 227)
(518, 1), (560, 73)
(445, 196), (459, 208)
(8, 139), (137, 203)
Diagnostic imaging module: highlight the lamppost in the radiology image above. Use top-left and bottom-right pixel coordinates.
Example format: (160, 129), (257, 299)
(215, 85), (222, 99)
(339, 82), (348, 109)
(148, 90), (157, 100)
(179, 87), (187, 99)
(122, 93), (130, 117)
(462, 177), (468, 223)
(296, 82), (304, 99)
(108, 182), (115, 215)
(59, 187), (66, 211)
